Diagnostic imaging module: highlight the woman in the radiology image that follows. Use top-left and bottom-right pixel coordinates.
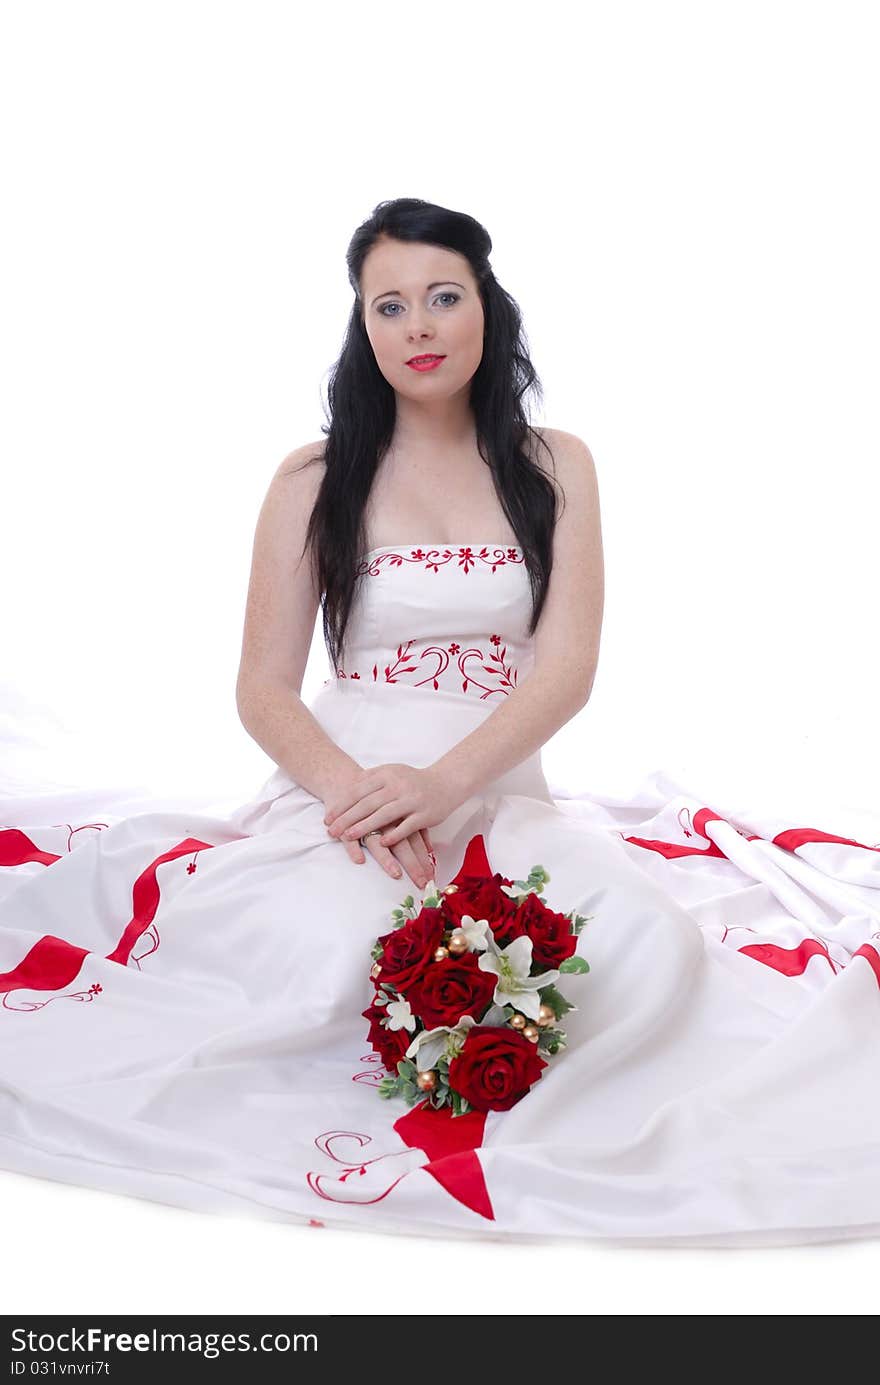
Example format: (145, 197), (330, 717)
(2, 198), (879, 1248)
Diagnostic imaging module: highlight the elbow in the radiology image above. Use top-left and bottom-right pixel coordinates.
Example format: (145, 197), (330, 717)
(235, 678), (266, 727)
(236, 689), (254, 731)
(534, 659), (597, 713)
(573, 664), (598, 711)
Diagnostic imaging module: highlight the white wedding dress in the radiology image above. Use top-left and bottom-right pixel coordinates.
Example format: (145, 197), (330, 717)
(2, 541), (879, 1248)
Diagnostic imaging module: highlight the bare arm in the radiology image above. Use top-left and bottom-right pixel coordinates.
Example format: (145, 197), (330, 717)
(237, 681), (358, 802)
(432, 665), (588, 803)
(235, 442), (354, 799)
(429, 432), (604, 800)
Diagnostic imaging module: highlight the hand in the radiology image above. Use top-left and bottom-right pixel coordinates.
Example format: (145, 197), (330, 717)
(318, 765), (436, 890)
(324, 761), (463, 853)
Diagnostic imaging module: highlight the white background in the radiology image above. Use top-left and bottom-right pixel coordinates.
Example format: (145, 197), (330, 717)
(1, 0), (877, 1316)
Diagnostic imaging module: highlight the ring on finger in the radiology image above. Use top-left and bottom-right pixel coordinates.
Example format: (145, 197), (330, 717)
(358, 829), (384, 848)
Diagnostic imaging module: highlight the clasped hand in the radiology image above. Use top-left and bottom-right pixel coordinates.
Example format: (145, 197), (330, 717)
(323, 762), (463, 887)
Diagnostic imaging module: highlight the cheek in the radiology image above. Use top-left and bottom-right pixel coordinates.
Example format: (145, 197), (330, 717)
(452, 306), (483, 348)
(368, 325), (401, 376)
(451, 313), (484, 370)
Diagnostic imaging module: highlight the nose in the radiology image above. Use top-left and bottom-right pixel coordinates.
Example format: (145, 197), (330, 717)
(406, 310), (434, 339)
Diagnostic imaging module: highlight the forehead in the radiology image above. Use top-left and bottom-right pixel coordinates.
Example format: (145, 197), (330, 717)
(361, 238), (470, 291)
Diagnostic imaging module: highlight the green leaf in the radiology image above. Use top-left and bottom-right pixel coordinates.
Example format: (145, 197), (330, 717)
(536, 982), (575, 1018)
(559, 955), (590, 974)
(527, 865), (550, 888)
(377, 1075), (404, 1100)
(568, 914), (595, 936)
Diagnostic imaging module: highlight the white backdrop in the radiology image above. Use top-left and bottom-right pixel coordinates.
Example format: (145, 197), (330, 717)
(1, 0), (878, 1316)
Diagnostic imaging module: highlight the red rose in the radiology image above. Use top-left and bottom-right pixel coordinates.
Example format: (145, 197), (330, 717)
(375, 907), (445, 993)
(518, 892), (578, 970)
(447, 1026), (548, 1112)
(405, 952), (498, 1030)
(361, 994), (412, 1073)
(442, 873), (525, 949)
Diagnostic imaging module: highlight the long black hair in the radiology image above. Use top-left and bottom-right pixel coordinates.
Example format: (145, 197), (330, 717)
(293, 197), (563, 672)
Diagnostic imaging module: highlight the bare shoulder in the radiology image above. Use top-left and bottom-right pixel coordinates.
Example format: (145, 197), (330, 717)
(266, 437), (327, 532)
(528, 427), (599, 527)
(276, 437), (327, 481)
(529, 426), (596, 478)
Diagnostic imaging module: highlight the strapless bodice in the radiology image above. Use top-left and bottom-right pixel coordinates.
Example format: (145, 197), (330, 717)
(322, 542), (535, 703)
(293, 541), (553, 805)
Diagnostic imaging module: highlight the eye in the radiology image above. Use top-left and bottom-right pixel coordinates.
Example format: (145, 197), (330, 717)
(377, 292), (461, 318)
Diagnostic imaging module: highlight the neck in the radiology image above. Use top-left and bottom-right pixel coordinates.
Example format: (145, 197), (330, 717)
(390, 392), (477, 455)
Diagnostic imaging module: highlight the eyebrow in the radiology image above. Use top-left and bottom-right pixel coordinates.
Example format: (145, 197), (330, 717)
(370, 281), (466, 307)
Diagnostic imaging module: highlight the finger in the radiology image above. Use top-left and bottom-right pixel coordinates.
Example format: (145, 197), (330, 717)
(343, 838), (365, 865)
(363, 834), (403, 881)
(378, 814), (421, 849)
(329, 791), (392, 838)
(392, 836), (432, 891)
(339, 803), (406, 843)
(406, 830), (433, 882)
(416, 830), (436, 879)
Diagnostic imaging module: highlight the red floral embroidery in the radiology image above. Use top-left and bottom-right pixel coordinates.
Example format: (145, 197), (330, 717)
(318, 544), (528, 696)
(358, 544), (523, 576)
(332, 633), (519, 698)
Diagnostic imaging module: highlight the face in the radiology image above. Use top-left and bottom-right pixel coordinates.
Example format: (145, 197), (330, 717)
(360, 237), (484, 399)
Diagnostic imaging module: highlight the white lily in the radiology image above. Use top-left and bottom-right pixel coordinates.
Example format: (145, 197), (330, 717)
(456, 914), (492, 951)
(477, 933), (559, 1021)
(385, 997), (417, 1033)
(405, 1014), (477, 1071)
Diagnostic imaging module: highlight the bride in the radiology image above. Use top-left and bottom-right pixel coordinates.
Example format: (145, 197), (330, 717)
(2, 196), (879, 1249)
(237, 211), (602, 896)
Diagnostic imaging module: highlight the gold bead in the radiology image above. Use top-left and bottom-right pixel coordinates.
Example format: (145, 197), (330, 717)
(443, 884), (459, 894)
(433, 946), (449, 962)
(537, 1004), (555, 1026)
(447, 930), (468, 955)
(522, 1024), (539, 1042)
(370, 962), (382, 980)
(416, 1070), (437, 1091)
(509, 1013), (527, 1029)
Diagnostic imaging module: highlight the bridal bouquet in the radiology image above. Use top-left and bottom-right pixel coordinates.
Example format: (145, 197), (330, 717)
(362, 832), (592, 1116)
